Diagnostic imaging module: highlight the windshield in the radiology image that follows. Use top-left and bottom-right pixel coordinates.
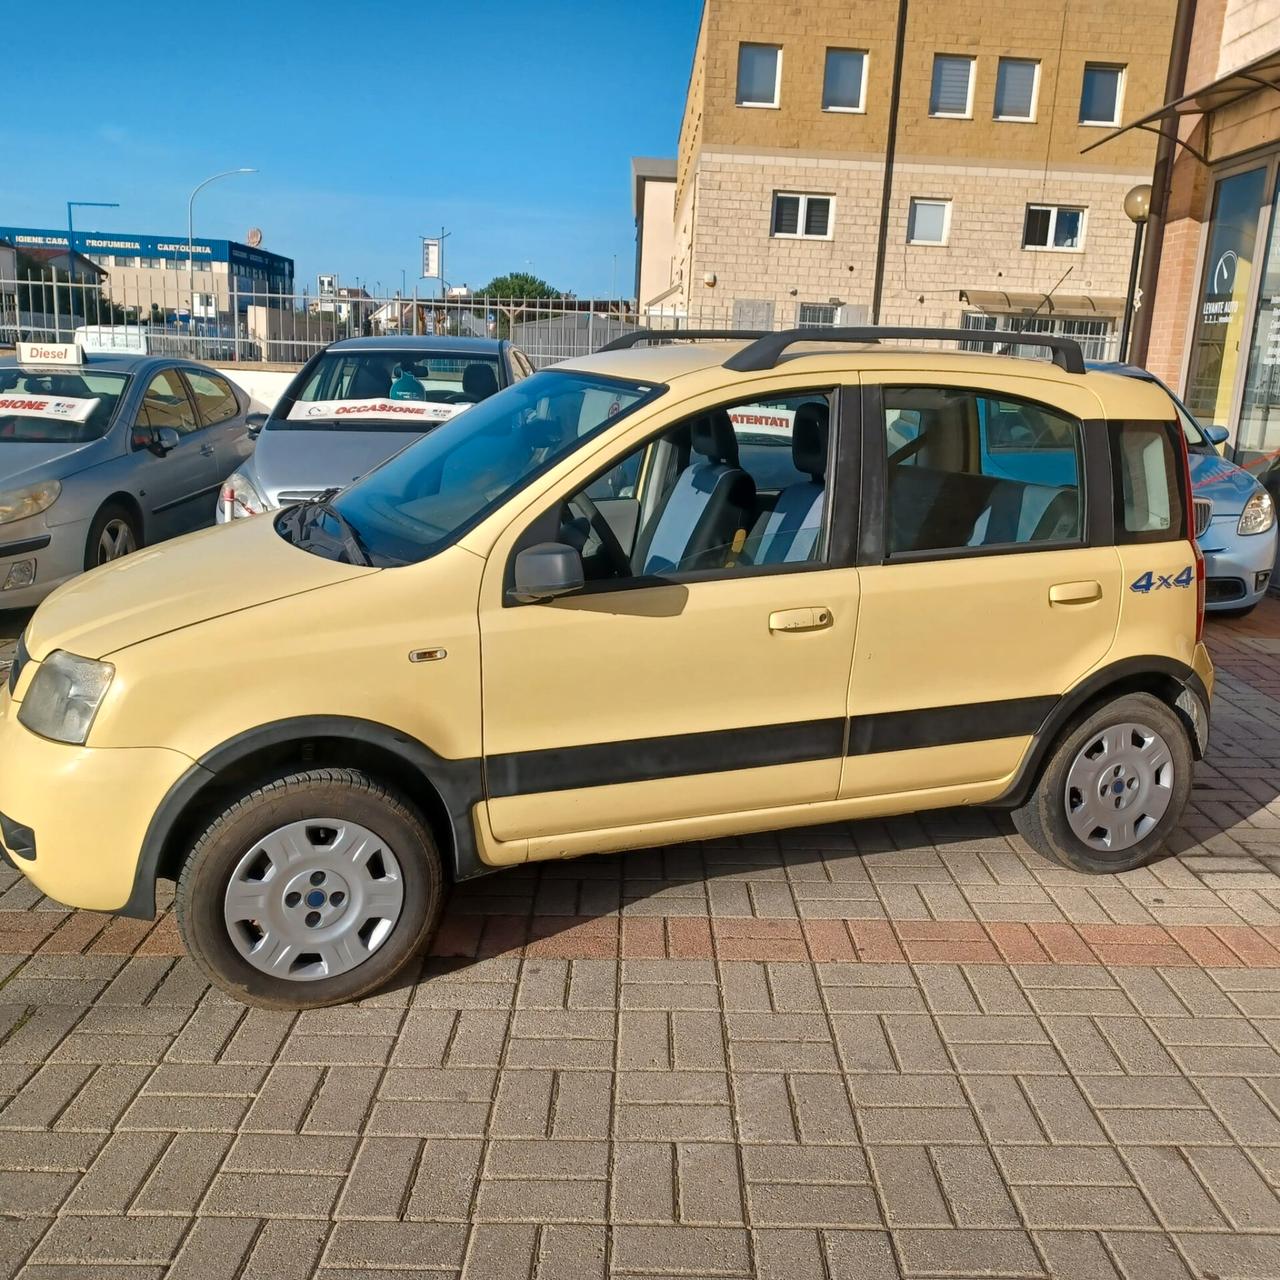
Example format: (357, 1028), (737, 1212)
(276, 369), (660, 566)
(0, 368), (129, 443)
(272, 349), (504, 432)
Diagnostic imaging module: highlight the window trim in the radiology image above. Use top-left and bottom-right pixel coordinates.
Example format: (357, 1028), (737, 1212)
(822, 47), (868, 113)
(1022, 203), (1087, 253)
(504, 384), (853, 603)
(929, 53), (976, 119)
(1080, 62), (1126, 127)
(771, 192), (835, 241)
(907, 197), (952, 246)
(994, 56), (1040, 122)
(736, 41), (783, 109)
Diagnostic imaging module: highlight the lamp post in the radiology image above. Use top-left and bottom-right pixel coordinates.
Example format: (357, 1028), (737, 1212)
(1120, 183), (1152, 363)
(66, 200), (119, 288)
(187, 168), (256, 329)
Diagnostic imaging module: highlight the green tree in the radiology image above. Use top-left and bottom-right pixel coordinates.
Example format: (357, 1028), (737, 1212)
(473, 271), (560, 299)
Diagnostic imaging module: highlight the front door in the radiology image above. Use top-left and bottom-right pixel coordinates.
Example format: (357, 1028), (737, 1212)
(133, 369), (221, 538)
(844, 372), (1122, 799)
(477, 383), (860, 849)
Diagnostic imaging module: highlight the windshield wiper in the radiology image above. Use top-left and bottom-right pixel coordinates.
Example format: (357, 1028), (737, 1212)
(295, 489), (374, 567)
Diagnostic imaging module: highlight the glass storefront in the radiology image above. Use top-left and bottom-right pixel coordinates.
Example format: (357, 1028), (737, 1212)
(1184, 165), (1268, 431)
(1237, 168), (1280, 465)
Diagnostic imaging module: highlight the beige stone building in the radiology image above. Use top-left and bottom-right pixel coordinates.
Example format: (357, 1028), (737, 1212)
(644, 0), (1179, 357)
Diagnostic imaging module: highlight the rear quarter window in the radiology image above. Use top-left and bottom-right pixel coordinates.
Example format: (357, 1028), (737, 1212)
(1110, 421), (1186, 543)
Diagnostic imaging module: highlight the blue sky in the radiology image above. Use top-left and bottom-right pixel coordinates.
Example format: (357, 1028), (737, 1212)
(2, 0), (702, 297)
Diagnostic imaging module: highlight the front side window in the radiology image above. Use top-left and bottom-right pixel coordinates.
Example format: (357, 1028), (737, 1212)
(737, 42), (781, 107)
(184, 370), (239, 427)
(772, 192), (833, 239)
(0, 368), (129, 444)
(139, 370), (199, 434)
(1080, 63), (1124, 125)
(1023, 205), (1084, 250)
(823, 48), (867, 111)
(285, 370), (661, 567)
(908, 198), (951, 245)
(543, 390), (836, 585)
(995, 57), (1038, 120)
(930, 55), (974, 117)
(882, 386), (1083, 556)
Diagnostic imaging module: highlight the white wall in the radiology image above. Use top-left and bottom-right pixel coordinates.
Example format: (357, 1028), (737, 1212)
(214, 366), (293, 415)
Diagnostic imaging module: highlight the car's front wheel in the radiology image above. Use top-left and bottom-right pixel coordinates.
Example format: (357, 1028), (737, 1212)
(1012, 693), (1193, 874)
(175, 768), (444, 1009)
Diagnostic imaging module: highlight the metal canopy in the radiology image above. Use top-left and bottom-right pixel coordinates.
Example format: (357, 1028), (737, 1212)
(1081, 48), (1280, 164)
(958, 289), (1123, 315)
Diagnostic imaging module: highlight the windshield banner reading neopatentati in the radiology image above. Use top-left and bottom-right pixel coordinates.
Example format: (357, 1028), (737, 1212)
(288, 399), (466, 423)
(0, 394), (101, 423)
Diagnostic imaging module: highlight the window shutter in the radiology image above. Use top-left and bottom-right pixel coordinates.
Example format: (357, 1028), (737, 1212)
(773, 195), (801, 235)
(995, 59), (1036, 118)
(823, 50), (865, 110)
(804, 198), (831, 237)
(930, 56), (972, 114)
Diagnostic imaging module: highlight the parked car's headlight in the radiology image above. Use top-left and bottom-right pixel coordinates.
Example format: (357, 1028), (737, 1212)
(219, 470), (271, 520)
(1239, 490), (1276, 535)
(0, 481), (61, 526)
(17, 650), (115, 745)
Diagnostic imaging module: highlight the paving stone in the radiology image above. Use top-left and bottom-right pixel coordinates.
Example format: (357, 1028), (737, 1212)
(166, 1216), (259, 1280)
(133, 1131), (233, 1214)
(611, 1225), (751, 1275)
(242, 1219), (329, 1280)
(893, 1226), (1044, 1277)
(30, 1215), (188, 1265)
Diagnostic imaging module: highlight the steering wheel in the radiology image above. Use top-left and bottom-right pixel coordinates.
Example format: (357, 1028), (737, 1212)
(567, 491), (631, 578)
(443, 391), (477, 404)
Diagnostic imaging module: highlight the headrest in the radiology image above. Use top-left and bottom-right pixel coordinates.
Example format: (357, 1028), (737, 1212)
(690, 409), (739, 466)
(793, 401), (829, 480)
(463, 363), (499, 400)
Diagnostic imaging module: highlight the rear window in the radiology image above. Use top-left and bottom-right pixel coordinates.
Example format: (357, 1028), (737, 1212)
(1110, 421), (1185, 542)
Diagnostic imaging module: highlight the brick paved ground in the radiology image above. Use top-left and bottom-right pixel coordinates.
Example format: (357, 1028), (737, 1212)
(6, 605), (1280, 1277)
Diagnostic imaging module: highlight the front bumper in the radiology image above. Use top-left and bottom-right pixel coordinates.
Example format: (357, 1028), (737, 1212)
(0, 515), (87, 610)
(0, 691), (195, 914)
(1200, 516), (1278, 610)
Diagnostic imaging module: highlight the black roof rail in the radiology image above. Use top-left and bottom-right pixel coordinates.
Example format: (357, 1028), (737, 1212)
(721, 326), (1087, 375)
(597, 328), (768, 352)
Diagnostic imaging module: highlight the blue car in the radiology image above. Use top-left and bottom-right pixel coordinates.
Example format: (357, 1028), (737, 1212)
(1089, 363), (1277, 614)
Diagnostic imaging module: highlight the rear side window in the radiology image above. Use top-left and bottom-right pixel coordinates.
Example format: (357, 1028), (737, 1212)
(882, 387), (1083, 556)
(184, 370), (239, 427)
(1110, 421), (1185, 542)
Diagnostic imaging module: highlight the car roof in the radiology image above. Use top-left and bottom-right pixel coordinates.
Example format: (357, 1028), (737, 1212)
(0, 352), (187, 375)
(325, 335), (505, 354)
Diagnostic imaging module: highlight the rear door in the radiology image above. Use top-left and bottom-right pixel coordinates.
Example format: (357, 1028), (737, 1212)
(843, 370), (1121, 800)
(181, 367), (251, 482)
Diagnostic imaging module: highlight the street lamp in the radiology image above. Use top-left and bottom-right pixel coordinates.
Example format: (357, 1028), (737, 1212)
(1120, 183), (1152, 363)
(187, 168), (256, 329)
(66, 200), (119, 285)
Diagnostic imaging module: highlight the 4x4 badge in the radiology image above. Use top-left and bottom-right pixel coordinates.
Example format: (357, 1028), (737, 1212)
(1129, 567), (1194, 593)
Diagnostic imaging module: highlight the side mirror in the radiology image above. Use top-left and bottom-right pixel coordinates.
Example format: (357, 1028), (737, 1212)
(511, 542), (585, 604)
(246, 412), (268, 440)
(1204, 424), (1230, 447)
(150, 426), (180, 457)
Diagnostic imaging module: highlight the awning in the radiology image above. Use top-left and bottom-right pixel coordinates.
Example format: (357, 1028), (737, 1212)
(1081, 47), (1280, 163)
(959, 289), (1124, 316)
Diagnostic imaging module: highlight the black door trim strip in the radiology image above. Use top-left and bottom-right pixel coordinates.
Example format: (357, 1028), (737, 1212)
(848, 695), (1058, 756)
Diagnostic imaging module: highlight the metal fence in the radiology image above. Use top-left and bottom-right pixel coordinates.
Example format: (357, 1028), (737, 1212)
(0, 271), (1121, 369)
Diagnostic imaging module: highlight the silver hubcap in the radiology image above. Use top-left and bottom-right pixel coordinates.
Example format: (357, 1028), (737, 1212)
(97, 519), (136, 564)
(223, 819), (405, 982)
(1064, 722), (1174, 853)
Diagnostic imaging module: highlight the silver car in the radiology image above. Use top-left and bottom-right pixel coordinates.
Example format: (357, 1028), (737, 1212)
(217, 336), (530, 521)
(0, 351), (252, 608)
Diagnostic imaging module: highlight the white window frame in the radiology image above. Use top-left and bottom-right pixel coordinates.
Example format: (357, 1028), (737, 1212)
(771, 192), (835, 241)
(907, 198), (952, 246)
(1079, 62), (1126, 127)
(736, 42), (782, 109)
(822, 47), (868, 113)
(929, 54), (975, 119)
(1023, 204), (1087, 253)
(994, 57), (1040, 122)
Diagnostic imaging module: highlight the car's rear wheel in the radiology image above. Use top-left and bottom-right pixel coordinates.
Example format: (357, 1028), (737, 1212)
(1012, 693), (1192, 874)
(175, 768), (444, 1009)
(85, 502), (141, 570)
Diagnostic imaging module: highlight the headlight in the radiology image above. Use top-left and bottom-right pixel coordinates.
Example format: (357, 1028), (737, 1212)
(17, 650), (115, 745)
(1239, 490), (1275, 535)
(0, 481), (61, 526)
(218, 470), (271, 521)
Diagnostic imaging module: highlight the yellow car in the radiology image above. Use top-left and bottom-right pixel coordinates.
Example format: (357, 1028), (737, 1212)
(0, 329), (1213, 1008)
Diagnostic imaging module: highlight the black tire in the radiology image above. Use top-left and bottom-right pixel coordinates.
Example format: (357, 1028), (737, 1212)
(175, 768), (444, 1009)
(84, 501), (142, 571)
(1012, 693), (1193, 874)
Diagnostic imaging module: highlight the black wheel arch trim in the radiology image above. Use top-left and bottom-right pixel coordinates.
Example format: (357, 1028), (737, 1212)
(993, 656), (1210, 810)
(120, 716), (485, 920)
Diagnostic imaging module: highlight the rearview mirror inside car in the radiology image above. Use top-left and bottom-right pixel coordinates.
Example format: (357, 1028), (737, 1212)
(510, 542), (585, 604)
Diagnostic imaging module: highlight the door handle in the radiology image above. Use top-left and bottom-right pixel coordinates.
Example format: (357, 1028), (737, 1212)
(200, 444), (215, 457)
(1049, 580), (1103, 605)
(769, 607), (833, 633)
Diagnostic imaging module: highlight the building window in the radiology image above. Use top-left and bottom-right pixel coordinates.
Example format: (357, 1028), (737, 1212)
(737, 43), (782, 108)
(994, 58), (1038, 121)
(1080, 63), (1124, 126)
(1023, 205), (1085, 251)
(772, 193), (833, 239)
(798, 302), (838, 327)
(930, 55), (974, 117)
(823, 49), (867, 112)
(907, 199), (951, 245)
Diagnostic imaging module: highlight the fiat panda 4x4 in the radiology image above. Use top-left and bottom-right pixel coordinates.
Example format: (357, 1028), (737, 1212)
(0, 329), (1213, 1008)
